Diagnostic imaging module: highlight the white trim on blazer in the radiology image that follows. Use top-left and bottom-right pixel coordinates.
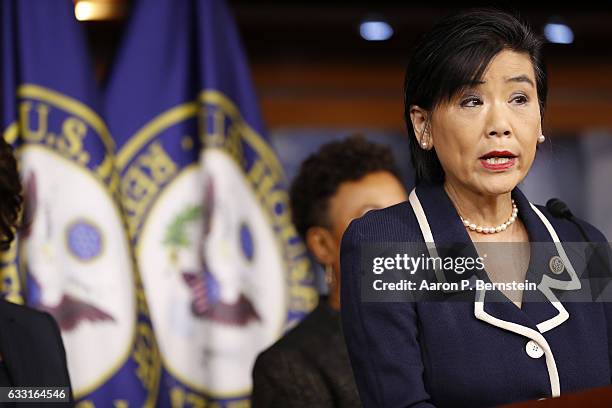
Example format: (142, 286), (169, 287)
(474, 290), (561, 397)
(408, 188), (582, 398)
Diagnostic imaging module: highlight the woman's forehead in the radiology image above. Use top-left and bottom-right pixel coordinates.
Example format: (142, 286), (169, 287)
(480, 50), (536, 83)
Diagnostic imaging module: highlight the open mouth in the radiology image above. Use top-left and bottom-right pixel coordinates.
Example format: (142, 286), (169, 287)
(479, 150), (517, 170)
(482, 157), (512, 165)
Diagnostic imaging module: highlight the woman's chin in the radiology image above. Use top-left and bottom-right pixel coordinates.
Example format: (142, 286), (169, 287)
(473, 173), (521, 196)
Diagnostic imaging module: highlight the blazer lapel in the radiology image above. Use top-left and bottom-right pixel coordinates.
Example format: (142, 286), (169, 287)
(512, 189), (582, 332)
(409, 183), (581, 333)
(409, 183), (485, 292)
(409, 184), (538, 329)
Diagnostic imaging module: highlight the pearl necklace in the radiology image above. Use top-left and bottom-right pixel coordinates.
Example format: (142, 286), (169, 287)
(460, 200), (518, 234)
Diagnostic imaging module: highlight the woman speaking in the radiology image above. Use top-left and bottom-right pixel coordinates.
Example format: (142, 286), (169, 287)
(340, 8), (612, 407)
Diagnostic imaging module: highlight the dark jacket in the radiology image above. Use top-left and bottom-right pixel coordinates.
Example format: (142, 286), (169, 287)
(341, 183), (612, 407)
(0, 299), (73, 407)
(252, 298), (361, 408)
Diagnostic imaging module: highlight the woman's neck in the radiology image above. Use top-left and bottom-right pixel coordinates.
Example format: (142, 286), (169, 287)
(443, 180), (514, 228)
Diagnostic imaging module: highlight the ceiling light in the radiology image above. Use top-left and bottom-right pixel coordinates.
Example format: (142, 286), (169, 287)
(544, 23), (574, 44)
(360, 20), (394, 41)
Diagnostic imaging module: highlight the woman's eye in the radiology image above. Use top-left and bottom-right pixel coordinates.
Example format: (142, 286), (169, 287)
(511, 94), (529, 104)
(460, 97), (482, 107)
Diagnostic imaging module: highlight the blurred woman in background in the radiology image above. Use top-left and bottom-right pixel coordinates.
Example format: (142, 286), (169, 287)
(252, 135), (408, 407)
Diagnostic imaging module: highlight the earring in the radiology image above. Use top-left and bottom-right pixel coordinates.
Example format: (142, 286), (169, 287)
(325, 264), (334, 287)
(420, 131), (429, 149)
(538, 134), (545, 143)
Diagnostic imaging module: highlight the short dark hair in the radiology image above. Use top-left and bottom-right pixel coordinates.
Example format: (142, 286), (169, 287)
(289, 135), (402, 239)
(0, 137), (22, 250)
(404, 8), (547, 184)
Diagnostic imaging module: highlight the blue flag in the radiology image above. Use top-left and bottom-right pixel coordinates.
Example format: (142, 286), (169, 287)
(104, 0), (318, 405)
(0, 1), (160, 406)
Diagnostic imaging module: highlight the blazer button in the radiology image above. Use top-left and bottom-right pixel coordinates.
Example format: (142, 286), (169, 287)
(526, 340), (544, 358)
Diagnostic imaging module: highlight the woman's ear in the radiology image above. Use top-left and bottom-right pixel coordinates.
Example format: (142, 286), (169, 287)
(410, 105), (429, 146)
(538, 121), (543, 137)
(305, 226), (336, 266)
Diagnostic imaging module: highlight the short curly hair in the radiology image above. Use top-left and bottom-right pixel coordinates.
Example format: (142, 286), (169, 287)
(0, 137), (22, 250)
(289, 135), (402, 239)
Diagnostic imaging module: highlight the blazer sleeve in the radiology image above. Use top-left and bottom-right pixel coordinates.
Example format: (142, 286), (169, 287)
(603, 271), (612, 384)
(340, 219), (435, 408)
(583, 222), (612, 384)
(571, 217), (612, 384)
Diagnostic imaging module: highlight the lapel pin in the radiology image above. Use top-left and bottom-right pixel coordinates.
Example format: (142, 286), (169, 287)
(549, 256), (565, 275)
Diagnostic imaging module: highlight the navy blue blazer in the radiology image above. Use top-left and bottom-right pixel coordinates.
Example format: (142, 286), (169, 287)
(340, 183), (612, 407)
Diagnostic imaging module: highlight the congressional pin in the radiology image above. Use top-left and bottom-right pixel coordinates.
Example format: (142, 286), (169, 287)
(549, 256), (565, 275)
